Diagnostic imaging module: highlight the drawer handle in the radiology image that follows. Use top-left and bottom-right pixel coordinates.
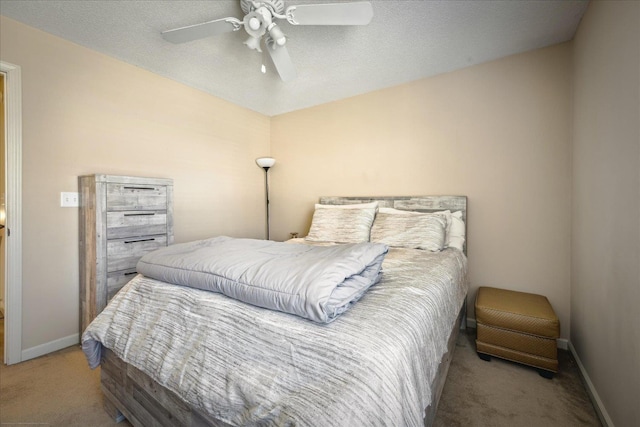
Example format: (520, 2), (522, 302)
(123, 186), (158, 191)
(124, 272), (138, 276)
(124, 238), (156, 244)
(124, 213), (155, 216)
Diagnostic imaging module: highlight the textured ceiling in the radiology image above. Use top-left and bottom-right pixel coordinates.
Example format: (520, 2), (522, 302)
(0, 0), (588, 116)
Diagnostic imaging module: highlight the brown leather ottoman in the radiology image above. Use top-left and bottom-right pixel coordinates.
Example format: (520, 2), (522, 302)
(475, 286), (560, 378)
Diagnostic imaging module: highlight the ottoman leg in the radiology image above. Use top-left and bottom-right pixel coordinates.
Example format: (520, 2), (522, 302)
(478, 352), (491, 362)
(538, 369), (554, 379)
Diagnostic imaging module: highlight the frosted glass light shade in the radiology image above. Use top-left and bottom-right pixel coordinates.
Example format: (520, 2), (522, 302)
(256, 157), (276, 168)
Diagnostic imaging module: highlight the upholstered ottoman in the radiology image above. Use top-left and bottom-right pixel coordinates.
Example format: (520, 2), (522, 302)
(475, 286), (560, 378)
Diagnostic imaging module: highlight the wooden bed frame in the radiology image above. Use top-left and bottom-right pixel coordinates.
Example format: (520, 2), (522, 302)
(99, 195), (468, 427)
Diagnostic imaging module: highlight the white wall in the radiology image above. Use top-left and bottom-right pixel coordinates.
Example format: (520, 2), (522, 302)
(571, 2), (640, 426)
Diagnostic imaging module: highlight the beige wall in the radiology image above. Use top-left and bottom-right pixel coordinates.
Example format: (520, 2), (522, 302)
(271, 43), (573, 337)
(0, 17), (271, 350)
(571, 1), (640, 426)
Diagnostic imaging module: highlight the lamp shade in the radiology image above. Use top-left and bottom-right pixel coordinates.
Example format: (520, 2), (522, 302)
(256, 157), (276, 168)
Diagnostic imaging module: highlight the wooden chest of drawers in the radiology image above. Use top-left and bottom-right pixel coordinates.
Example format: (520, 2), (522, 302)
(79, 175), (174, 332)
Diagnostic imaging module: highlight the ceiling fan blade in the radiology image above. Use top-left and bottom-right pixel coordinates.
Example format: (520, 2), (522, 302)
(285, 2), (373, 26)
(162, 17), (243, 44)
(267, 44), (297, 82)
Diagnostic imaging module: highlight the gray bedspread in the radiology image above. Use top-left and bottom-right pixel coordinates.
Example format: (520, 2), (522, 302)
(136, 236), (388, 323)
(82, 244), (467, 427)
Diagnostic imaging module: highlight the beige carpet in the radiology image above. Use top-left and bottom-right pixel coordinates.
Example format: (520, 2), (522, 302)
(0, 344), (131, 426)
(0, 324), (600, 426)
(434, 329), (601, 427)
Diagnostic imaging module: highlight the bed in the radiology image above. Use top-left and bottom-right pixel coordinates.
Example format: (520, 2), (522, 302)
(82, 195), (468, 427)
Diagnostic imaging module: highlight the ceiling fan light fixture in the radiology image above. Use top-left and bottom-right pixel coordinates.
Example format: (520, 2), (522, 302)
(248, 17), (261, 31)
(244, 35), (262, 51)
(267, 23), (286, 46)
(243, 10), (268, 38)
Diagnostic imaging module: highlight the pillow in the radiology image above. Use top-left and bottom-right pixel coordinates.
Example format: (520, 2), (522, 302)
(370, 212), (447, 251)
(305, 202), (378, 243)
(377, 207), (466, 252)
(433, 209), (453, 237)
(447, 211), (466, 252)
(378, 207), (416, 215)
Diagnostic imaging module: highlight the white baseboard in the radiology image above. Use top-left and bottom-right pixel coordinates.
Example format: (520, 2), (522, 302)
(466, 317), (568, 350)
(569, 342), (614, 427)
(466, 317), (477, 328)
(21, 333), (80, 361)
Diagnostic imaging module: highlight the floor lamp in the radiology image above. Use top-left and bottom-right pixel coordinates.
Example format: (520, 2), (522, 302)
(256, 157), (275, 240)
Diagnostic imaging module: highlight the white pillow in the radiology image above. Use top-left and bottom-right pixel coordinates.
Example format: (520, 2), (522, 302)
(305, 202), (378, 243)
(370, 211), (447, 251)
(447, 211), (466, 252)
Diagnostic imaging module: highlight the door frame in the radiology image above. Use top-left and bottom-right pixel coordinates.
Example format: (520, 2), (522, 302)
(1, 60), (23, 365)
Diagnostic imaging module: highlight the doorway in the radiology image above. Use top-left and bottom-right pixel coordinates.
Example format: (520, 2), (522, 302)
(1, 73), (5, 362)
(1, 60), (23, 365)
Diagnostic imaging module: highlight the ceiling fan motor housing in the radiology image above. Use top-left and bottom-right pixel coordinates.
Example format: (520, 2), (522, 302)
(241, 0), (285, 16)
(242, 0), (289, 51)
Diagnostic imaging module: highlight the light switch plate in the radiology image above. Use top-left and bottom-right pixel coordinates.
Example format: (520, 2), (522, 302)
(61, 192), (79, 207)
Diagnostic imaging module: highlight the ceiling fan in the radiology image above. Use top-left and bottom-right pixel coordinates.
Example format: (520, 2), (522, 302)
(161, 0), (373, 82)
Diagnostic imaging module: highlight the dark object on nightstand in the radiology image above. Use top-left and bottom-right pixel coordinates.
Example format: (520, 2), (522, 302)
(475, 286), (560, 379)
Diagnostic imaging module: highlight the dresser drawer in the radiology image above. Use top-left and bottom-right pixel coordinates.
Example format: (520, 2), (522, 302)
(107, 183), (167, 211)
(107, 235), (167, 272)
(107, 269), (138, 302)
(106, 211), (167, 239)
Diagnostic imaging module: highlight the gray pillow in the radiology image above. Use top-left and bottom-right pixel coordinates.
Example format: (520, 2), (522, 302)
(305, 202), (378, 243)
(370, 212), (446, 251)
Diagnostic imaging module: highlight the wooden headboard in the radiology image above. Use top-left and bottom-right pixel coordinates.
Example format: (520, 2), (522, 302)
(319, 195), (467, 255)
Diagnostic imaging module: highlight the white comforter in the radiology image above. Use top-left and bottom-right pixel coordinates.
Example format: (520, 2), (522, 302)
(82, 244), (467, 427)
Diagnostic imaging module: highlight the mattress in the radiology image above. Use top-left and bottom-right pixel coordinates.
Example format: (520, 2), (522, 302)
(82, 243), (468, 427)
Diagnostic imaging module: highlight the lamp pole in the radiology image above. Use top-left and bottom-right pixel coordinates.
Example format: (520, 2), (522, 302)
(263, 166), (271, 240)
(255, 157), (276, 240)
